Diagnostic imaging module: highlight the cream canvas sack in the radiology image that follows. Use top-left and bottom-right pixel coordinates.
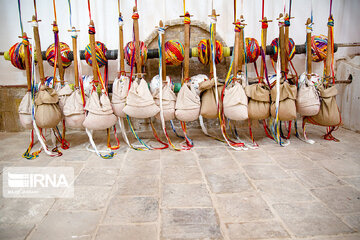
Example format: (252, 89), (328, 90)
(296, 73), (320, 116)
(270, 81), (297, 121)
(175, 83), (200, 122)
(153, 84), (176, 121)
(245, 84), (270, 120)
(199, 78), (224, 119)
(18, 91), (33, 129)
(57, 83), (73, 112)
(63, 89), (86, 128)
(111, 75), (129, 118)
(82, 91), (117, 130)
(223, 81), (248, 121)
(123, 78), (160, 118)
(35, 85), (62, 129)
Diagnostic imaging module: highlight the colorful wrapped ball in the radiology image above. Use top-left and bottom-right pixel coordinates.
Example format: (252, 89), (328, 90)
(245, 38), (260, 63)
(270, 38), (296, 62)
(165, 40), (184, 66)
(46, 42), (72, 68)
(8, 42), (32, 70)
(124, 41), (148, 67)
(197, 39), (223, 65)
(311, 35), (327, 62)
(85, 41), (108, 68)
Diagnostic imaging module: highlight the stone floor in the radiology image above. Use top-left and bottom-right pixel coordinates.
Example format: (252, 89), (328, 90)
(0, 125), (360, 240)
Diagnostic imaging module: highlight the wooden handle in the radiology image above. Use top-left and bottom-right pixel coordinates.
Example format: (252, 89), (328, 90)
(306, 18), (312, 77)
(23, 32), (32, 91)
(119, 13), (125, 75)
(133, 6), (141, 75)
(239, 15), (245, 72)
(89, 20), (98, 85)
(53, 21), (65, 85)
(260, 17), (268, 79)
(32, 15), (45, 84)
(278, 13), (286, 74)
(209, 9), (217, 78)
(159, 21), (166, 81)
(284, 13), (290, 74)
(183, 12), (190, 81)
(233, 19), (240, 78)
(325, 15), (333, 79)
(71, 28), (79, 88)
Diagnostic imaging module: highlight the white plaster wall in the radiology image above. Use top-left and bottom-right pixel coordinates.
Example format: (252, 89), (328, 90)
(0, 0), (359, 86)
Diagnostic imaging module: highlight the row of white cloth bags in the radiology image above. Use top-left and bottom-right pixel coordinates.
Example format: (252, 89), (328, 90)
(111, 75), (201, 122)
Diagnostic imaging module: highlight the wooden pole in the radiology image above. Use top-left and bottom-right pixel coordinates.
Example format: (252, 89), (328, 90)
(209, 9), (217, 79)
(284, 13), (290, 73)
(70, 28), (79, 88)
(32, 15), (45, 84)
(159, 21), (166, 82)
(119, 12), (125, 76)
(22, 32), (32, 91)
(260, 17), (268, 80)
(239, 15), (245, 73)
(325, 14), (333, 80)
(53, 21), (65, 85)
(233, 20), (240, 78)
(278, 13), (286, 74)
(183, 12), (190, 81)
(89, 20), (98, 85)
(305, 18), (312, 78)
(133, 6), (141, 76)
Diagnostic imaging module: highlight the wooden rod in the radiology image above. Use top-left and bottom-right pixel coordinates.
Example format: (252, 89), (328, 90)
(133, 6), (141, 75)
(209, 9), (217, 79)
(305, 18), (312, 77)
(160, 20), (166, 81)
(22, 32), (31, 91)
(89, 20), (98, 85)
(53, 21), (65, 85)
(278, 13), (286, 74)
(119, 12), (125, 76)
(260, 17), (268, 79)
(239, 15), (245, 72)
(183, 12), (190, 81)
(325, 14), (333, 79)
(32, 15), (45, 84)
(284, 13), (290, 73)
(233, 20), (240, 78)
(71, 28), (79, 88)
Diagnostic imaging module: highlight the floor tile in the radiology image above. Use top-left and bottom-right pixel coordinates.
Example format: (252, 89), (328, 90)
(199, 157), (240, 174)
(256, 179), (315, 203)
(115, 175), (159, 196)
(95, 224), (158, 240)
(205, 172), (253, 194)
(121, 159), (160, 176)
(103, 196), (158, 224)
(227, 221), (290, 239)
(292, 168), (345, 188)
(75, 168), (119, 186)
(29, 211), (102, 240)
(216, 192), (273, 222)
(162, 166), (202, 183)
(311, 186), (360, 214)
(273, 202), (353, 237)
(243, 165), (290, 180)
(161, 208), (222, 239)
(319, 158), (360, 176)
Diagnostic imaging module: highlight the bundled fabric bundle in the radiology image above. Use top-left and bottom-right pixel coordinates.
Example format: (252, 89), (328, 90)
(270, 81), (297, 121)
(199, 78), (224, 119)
(296, 73), (320, 116)
(18, 92), (33, 129)
(307, 85), (340, 126)
(223, 80), (248, 121)
(57, 83), (73, 111)
(175, 83), (200, 122)
(63, 89), (85, 128)
(111, 75), (129, 118)
(153, 84), (176, 121)
(123, 78), (160, 118)
(34, 85), (62, 128)
(82, 91), (117, 130)
(245, 84), (271, 120)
